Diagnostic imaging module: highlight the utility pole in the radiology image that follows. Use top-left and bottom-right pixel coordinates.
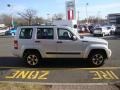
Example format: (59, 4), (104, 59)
(7, 4), (14, 27)
(97, 11), (101, 24)
(73, 0), (76, 20)
(78, 11), (80, 21)
(85, 3), (88, 24)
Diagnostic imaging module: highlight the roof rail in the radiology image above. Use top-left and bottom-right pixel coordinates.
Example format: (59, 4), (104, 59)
(19, 24), (56, 27)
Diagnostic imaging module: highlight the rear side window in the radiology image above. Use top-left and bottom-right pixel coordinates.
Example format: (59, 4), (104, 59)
(37, 28), (54, 39)
(19, 28), (33, 39)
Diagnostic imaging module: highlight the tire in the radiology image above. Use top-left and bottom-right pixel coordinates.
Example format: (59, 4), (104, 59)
(23, 51), (41, 67)
(88, 51), (106, 67)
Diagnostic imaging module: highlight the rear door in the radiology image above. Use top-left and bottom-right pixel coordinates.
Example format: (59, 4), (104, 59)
(18, 27), (34, 51)
(34, 27), (57, 58)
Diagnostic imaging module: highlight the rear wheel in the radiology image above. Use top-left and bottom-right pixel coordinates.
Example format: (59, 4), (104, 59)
(88, 51), (106, 67)
(23, 51), (41, 67)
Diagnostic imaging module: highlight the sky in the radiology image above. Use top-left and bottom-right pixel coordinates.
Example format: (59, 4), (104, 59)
(0, 0), (120, 20)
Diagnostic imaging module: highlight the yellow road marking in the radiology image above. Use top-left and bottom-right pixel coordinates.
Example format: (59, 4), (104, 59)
(106, 71), (114, 79)
(5, 70), (20, 79)
(38, 71), (49, 80)
(5, 70), (50, 80)
(16, 71), (30, 79)
(110, 71), (119, 79)
(89, 70), (119, 80)
(90, 71), (102, 79)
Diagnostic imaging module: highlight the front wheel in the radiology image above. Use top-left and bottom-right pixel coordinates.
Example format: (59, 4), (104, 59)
(88, 51), (106, 67)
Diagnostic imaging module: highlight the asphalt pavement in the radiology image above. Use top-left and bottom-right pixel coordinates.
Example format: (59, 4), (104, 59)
(0, 35), (119, 86)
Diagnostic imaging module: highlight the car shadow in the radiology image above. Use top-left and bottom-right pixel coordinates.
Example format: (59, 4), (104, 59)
(0, 57), (93, 68)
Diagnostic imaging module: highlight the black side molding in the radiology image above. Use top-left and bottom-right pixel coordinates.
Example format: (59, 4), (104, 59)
(82, 41), (88, 42)
(46, 52), (81, 55)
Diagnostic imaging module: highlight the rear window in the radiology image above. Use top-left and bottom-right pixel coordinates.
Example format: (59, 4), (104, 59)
(19, 28), (33, 39)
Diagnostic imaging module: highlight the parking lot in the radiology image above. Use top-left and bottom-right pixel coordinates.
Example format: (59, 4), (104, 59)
(0, 35), (120, 84)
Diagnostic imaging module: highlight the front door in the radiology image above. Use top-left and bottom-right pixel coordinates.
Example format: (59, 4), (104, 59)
(56, 28), (83, 58)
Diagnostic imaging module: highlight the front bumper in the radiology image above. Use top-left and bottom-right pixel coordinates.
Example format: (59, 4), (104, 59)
(107, 49), (112, 59)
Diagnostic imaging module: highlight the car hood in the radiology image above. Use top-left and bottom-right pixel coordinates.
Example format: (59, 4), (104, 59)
(80, 36), (108, 45)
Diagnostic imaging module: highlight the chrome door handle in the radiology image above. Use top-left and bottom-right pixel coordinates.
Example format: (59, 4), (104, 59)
(35, 41), (41, 43)
(56, 41), (63, 43)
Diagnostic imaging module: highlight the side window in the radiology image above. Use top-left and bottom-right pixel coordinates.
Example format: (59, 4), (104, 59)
(19, 28), (33, 39)
(57, 28), (73, 40)
(37, 28), (54, 39)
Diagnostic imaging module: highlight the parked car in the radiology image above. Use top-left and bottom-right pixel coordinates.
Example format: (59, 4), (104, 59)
(13, 25), (111, 67)
(104, 25), (116, 35)
(0, 27), (9, 36)
(115, 27), (120, 35)
(78, 25), (90, 33)
(5, 27), (17, 36)
(93, 26), (111, 37)
(88, 25), (94, 34)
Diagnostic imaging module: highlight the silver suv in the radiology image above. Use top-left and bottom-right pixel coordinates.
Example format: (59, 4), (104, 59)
(13, 25), (112, 67)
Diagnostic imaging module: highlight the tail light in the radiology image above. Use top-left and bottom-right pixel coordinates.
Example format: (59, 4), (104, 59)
(14, 40), (18, 49)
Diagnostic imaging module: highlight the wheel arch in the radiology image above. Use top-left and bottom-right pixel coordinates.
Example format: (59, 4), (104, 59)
(84, 45), (108, 59)
(23, 49), (42, 58)
(88, 49), (107, 59)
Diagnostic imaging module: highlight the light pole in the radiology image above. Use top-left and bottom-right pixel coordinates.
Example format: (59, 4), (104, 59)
(97, 11), (101, 24)
(85, 3), (89, 25)
(77, 11), (80, 25)
(7, 4), (14, 27)
(77, 11), (80, 21)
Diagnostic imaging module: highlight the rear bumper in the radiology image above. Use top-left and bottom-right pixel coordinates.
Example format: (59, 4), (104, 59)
(12, 49), (22, 57)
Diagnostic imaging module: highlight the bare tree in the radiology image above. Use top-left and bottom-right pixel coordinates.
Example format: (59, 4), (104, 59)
(14, 17), (28, 26)
(80, 16), (106, 25)
(33, 16), (45, 25)
(0, 14), (12, 26)
(18, 9), (37, 25)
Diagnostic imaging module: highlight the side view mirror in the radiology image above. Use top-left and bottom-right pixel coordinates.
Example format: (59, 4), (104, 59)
(72, 36), (77, 41)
